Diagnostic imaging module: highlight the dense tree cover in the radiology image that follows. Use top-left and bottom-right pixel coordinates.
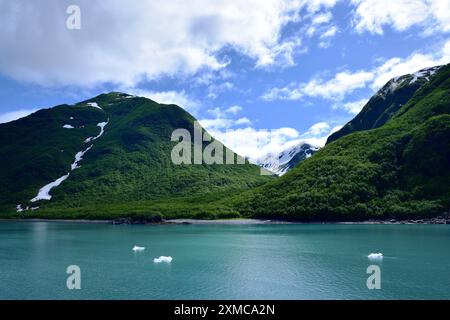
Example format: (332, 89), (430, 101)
(1, 64), (449, 221)
(0, 93), (269, 218)
(327, 66), (442, 144)
(229, 64), (450, 221)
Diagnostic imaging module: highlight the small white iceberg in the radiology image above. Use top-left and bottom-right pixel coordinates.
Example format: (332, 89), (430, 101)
(153, 256), (172, 264)
(132, 246), (145, 252)
(368, 253), (383, 261)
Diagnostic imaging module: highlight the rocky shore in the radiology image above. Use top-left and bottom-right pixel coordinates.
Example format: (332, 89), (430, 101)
(110, 211), (450, 225)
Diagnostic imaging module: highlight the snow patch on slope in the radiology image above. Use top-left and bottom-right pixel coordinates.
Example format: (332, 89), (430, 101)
(85, 121), (109, 143)
(378, 65), (443, 99)
(31, 173), (70, 202)
(63, 124), (74, 129)
(87, 102), (102, 110)
(30, 120), (109, 203)
(71, 145), (93, 170)
(409, 65), (442, 84)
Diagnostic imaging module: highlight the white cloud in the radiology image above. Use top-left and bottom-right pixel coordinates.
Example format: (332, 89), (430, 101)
(263, 39), (450, 102)
(200, 105), (249, 130)
(234, 117), (252, 125)
(300, 121), (343, 146)
(352, 0), (450, 35)
(320, 26), (338, 39)
(371, 50), (450, 89)
(207, 82), (234, 99)
(312, 12), (333, 25)
(262, 70), (374, 101)
(207, 105), (242, 118)
(0, 109), (38, 124)
(0, 0), (341, 87)
(208, 127), (301, 162)
(225, 105), (242, 115)
(126, 89), (200, 114)
(333, 98), (368, 114)
(206, 120), (343, 163)
(306, 121), (330, 135)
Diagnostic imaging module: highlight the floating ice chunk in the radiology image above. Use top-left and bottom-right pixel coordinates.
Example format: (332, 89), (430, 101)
(132, 246), (145, 252)
(368, 253), (383, 261)
(63, 124), (74, 129)
(31, 173), (70, 202)
(153, 256), (173, 264)
(87, 102), (102, 110)
(70, 117), (74, 120)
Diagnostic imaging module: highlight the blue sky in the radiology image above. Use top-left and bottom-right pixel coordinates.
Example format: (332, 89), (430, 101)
(0, 0), (449, 161)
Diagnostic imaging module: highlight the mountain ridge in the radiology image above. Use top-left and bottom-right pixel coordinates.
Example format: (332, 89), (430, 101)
(0, 92), (270, 219)
(231, 63), (450, 221)
(327, 65), (444, 144)
(1, 64), (449, 221)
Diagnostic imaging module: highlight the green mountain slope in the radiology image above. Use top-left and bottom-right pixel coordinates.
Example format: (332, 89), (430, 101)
(327, 66), (443, 144)
(232, 64), (450, 221)
(0, 93), (269, 219)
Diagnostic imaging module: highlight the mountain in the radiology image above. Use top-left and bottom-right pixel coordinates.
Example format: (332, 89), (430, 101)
(327, 65), (443, 144)
(0, 93), (270, 219)
(258, 143), (319, 176)
(2, 64), (449, 222)
(232, 64), (450, 221)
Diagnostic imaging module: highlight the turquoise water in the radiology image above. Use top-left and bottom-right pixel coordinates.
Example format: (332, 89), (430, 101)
(0, 221), (449, 300)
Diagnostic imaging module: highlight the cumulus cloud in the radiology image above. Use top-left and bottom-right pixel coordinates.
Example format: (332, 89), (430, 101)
(320, 26), (338, 39)
(206, 120), (342, 163)
(200, 105), (251, 131)
(0, 109), (38, 124)
(300, 121), (343, 146)
(370, 50), (450, 89)
(208, 127), (301, 162)
(333, 98), (368, 114)
(305, 121), (330, 135)
(0, 0), (340, 87)
(263, 39), (450, 102)
(207, 82), (234, 100)
(351, 0), (450, 35)
(262, 70), (374, 101)
(207, 105), (242, 118)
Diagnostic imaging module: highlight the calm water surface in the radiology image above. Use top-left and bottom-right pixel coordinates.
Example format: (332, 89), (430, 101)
(0, 221), (449, 299)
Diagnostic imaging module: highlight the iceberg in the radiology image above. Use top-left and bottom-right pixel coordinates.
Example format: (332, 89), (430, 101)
(368, 253), (383, 261)
(153, 256), (173, 264)
(132, 246), (145, 252)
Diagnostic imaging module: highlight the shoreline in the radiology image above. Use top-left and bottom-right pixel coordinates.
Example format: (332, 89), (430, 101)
(0, 217), (449, 225)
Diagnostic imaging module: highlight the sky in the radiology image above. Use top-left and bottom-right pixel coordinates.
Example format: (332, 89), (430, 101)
(0, 0), (449, 162)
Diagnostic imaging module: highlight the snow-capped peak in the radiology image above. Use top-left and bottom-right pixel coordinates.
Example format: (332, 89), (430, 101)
(409, 65), (442, 85)
(377, 65), (443, 99)
(258, 143), (319, 176)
